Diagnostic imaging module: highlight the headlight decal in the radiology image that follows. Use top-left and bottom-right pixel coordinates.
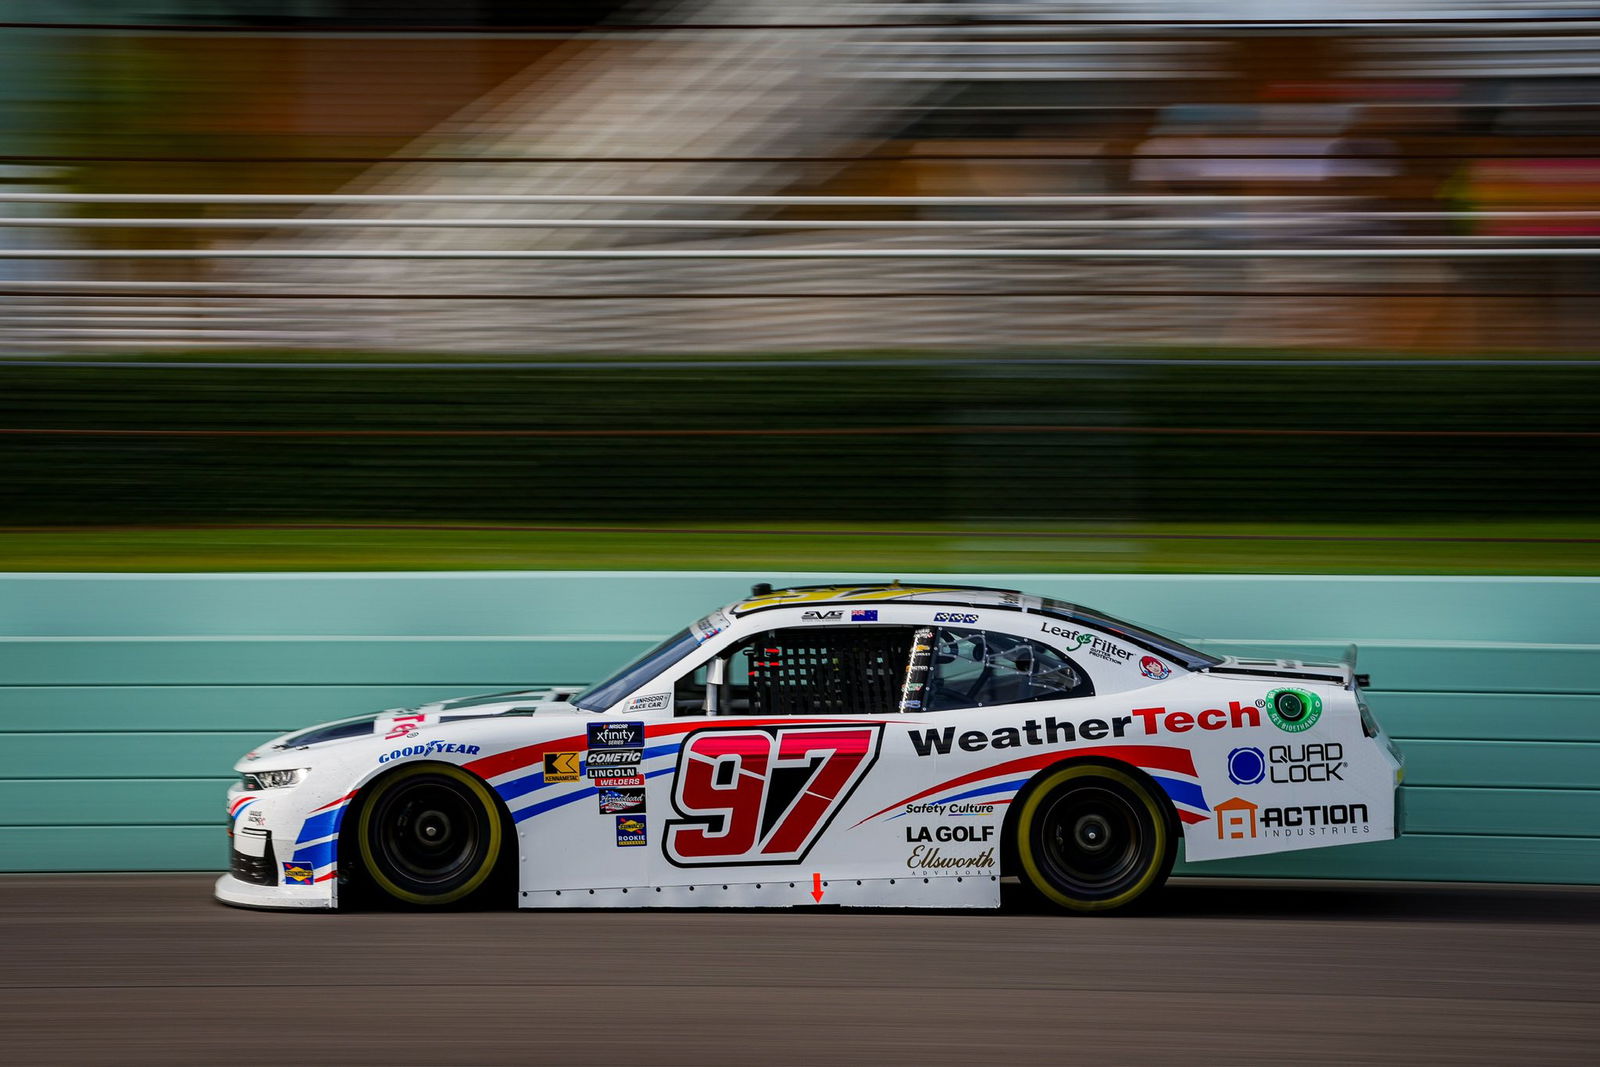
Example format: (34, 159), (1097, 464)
(242, 768), (306, 790)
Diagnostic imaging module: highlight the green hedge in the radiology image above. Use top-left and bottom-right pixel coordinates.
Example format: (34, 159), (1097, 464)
(3, 355), (1596, 524)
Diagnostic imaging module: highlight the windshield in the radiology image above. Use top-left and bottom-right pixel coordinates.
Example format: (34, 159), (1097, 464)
(572, 627), (701, 711)
(1039, 598), (1219, 670)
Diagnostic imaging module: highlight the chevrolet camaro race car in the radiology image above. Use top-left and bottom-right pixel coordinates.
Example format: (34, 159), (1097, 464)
(218, 583), (1405, 913)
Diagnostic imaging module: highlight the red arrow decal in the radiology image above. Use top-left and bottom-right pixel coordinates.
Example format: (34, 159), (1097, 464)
(811, 872), (825, 903)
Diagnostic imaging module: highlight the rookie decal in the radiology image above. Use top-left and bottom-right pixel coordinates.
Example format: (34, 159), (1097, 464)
(588, 721), (644, 749)
(281, 862), (314, 886)
(616, 816), (647, 846)
(665, 724), (884, 867)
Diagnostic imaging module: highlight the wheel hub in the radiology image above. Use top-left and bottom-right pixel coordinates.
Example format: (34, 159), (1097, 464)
(1074, 814), (1112, 853)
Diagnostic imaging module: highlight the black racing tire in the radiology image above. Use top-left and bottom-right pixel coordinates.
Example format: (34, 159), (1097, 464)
(356, 763), (505, 907)
(1013, 762), (1176, 913)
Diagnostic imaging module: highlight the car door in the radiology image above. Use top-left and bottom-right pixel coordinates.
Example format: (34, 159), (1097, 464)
(647, 622), (991, 904)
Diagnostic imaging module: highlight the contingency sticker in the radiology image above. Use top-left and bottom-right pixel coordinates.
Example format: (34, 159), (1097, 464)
(281, 862), (315, 886)
(543, 751), (581, 782)
(597, 787), (646, 815)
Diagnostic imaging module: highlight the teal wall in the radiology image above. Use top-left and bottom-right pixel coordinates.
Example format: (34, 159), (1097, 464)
(2, 572), (1596, 883)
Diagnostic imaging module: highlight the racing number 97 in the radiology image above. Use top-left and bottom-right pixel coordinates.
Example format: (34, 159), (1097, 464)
(665, 725), (883, 866)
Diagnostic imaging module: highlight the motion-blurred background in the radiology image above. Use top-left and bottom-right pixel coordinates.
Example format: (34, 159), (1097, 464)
(1, 0), (1596, 573)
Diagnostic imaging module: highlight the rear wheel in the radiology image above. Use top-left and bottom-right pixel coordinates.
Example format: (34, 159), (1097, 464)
(1014, 763), (1175, 913)
(356, 763), (504, 906)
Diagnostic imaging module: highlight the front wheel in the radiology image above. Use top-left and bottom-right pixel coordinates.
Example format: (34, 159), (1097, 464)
(356, 763), (505, 906)
(1014, 763), (1175, 913)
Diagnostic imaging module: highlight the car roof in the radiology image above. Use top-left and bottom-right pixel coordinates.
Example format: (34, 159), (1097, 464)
(729, 583), (1034, 617)
(726, 582), (1219, 671)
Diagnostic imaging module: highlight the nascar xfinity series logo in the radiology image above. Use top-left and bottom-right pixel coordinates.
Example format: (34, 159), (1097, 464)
(588, 721), (644, 749)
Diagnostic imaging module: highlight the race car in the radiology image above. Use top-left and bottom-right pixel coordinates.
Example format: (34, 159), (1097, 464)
(217, 582), (1405, 913)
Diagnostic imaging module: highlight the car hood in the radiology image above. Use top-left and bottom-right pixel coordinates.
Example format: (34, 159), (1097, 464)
(241, 686), (589, 764)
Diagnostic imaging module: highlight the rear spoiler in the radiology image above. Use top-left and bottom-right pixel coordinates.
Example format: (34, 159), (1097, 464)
(1342, 644), (1371, 690)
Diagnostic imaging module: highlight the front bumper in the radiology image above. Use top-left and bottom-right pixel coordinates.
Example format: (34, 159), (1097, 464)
(215, 871), (336, 910)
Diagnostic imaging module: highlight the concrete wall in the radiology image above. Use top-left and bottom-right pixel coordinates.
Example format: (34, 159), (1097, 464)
(3, 572), (1596, 882)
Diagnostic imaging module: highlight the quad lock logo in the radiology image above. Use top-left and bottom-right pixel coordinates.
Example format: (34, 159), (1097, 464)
(1228, 743), (1347, 785)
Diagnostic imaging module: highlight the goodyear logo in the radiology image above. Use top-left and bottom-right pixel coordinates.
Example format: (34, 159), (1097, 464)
(282, 862), (314, 886)
(544, 751), (581, 782)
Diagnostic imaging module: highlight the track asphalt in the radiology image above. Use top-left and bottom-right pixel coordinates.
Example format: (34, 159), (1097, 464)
(4, 874), (1597, 1065)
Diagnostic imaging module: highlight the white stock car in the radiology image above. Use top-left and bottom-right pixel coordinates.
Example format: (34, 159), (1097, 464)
(217, 583), (1405, 914)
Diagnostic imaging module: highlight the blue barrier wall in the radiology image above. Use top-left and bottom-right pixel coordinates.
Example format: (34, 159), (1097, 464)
(2, 572), (1595, 882)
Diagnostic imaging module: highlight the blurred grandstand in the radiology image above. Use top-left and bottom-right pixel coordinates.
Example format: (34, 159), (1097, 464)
(3, 0), (1600, 353)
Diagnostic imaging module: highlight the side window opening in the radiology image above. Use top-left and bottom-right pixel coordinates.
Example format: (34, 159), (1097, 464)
(675, 626), (917, 716)
(927, 628), (1093, 711)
